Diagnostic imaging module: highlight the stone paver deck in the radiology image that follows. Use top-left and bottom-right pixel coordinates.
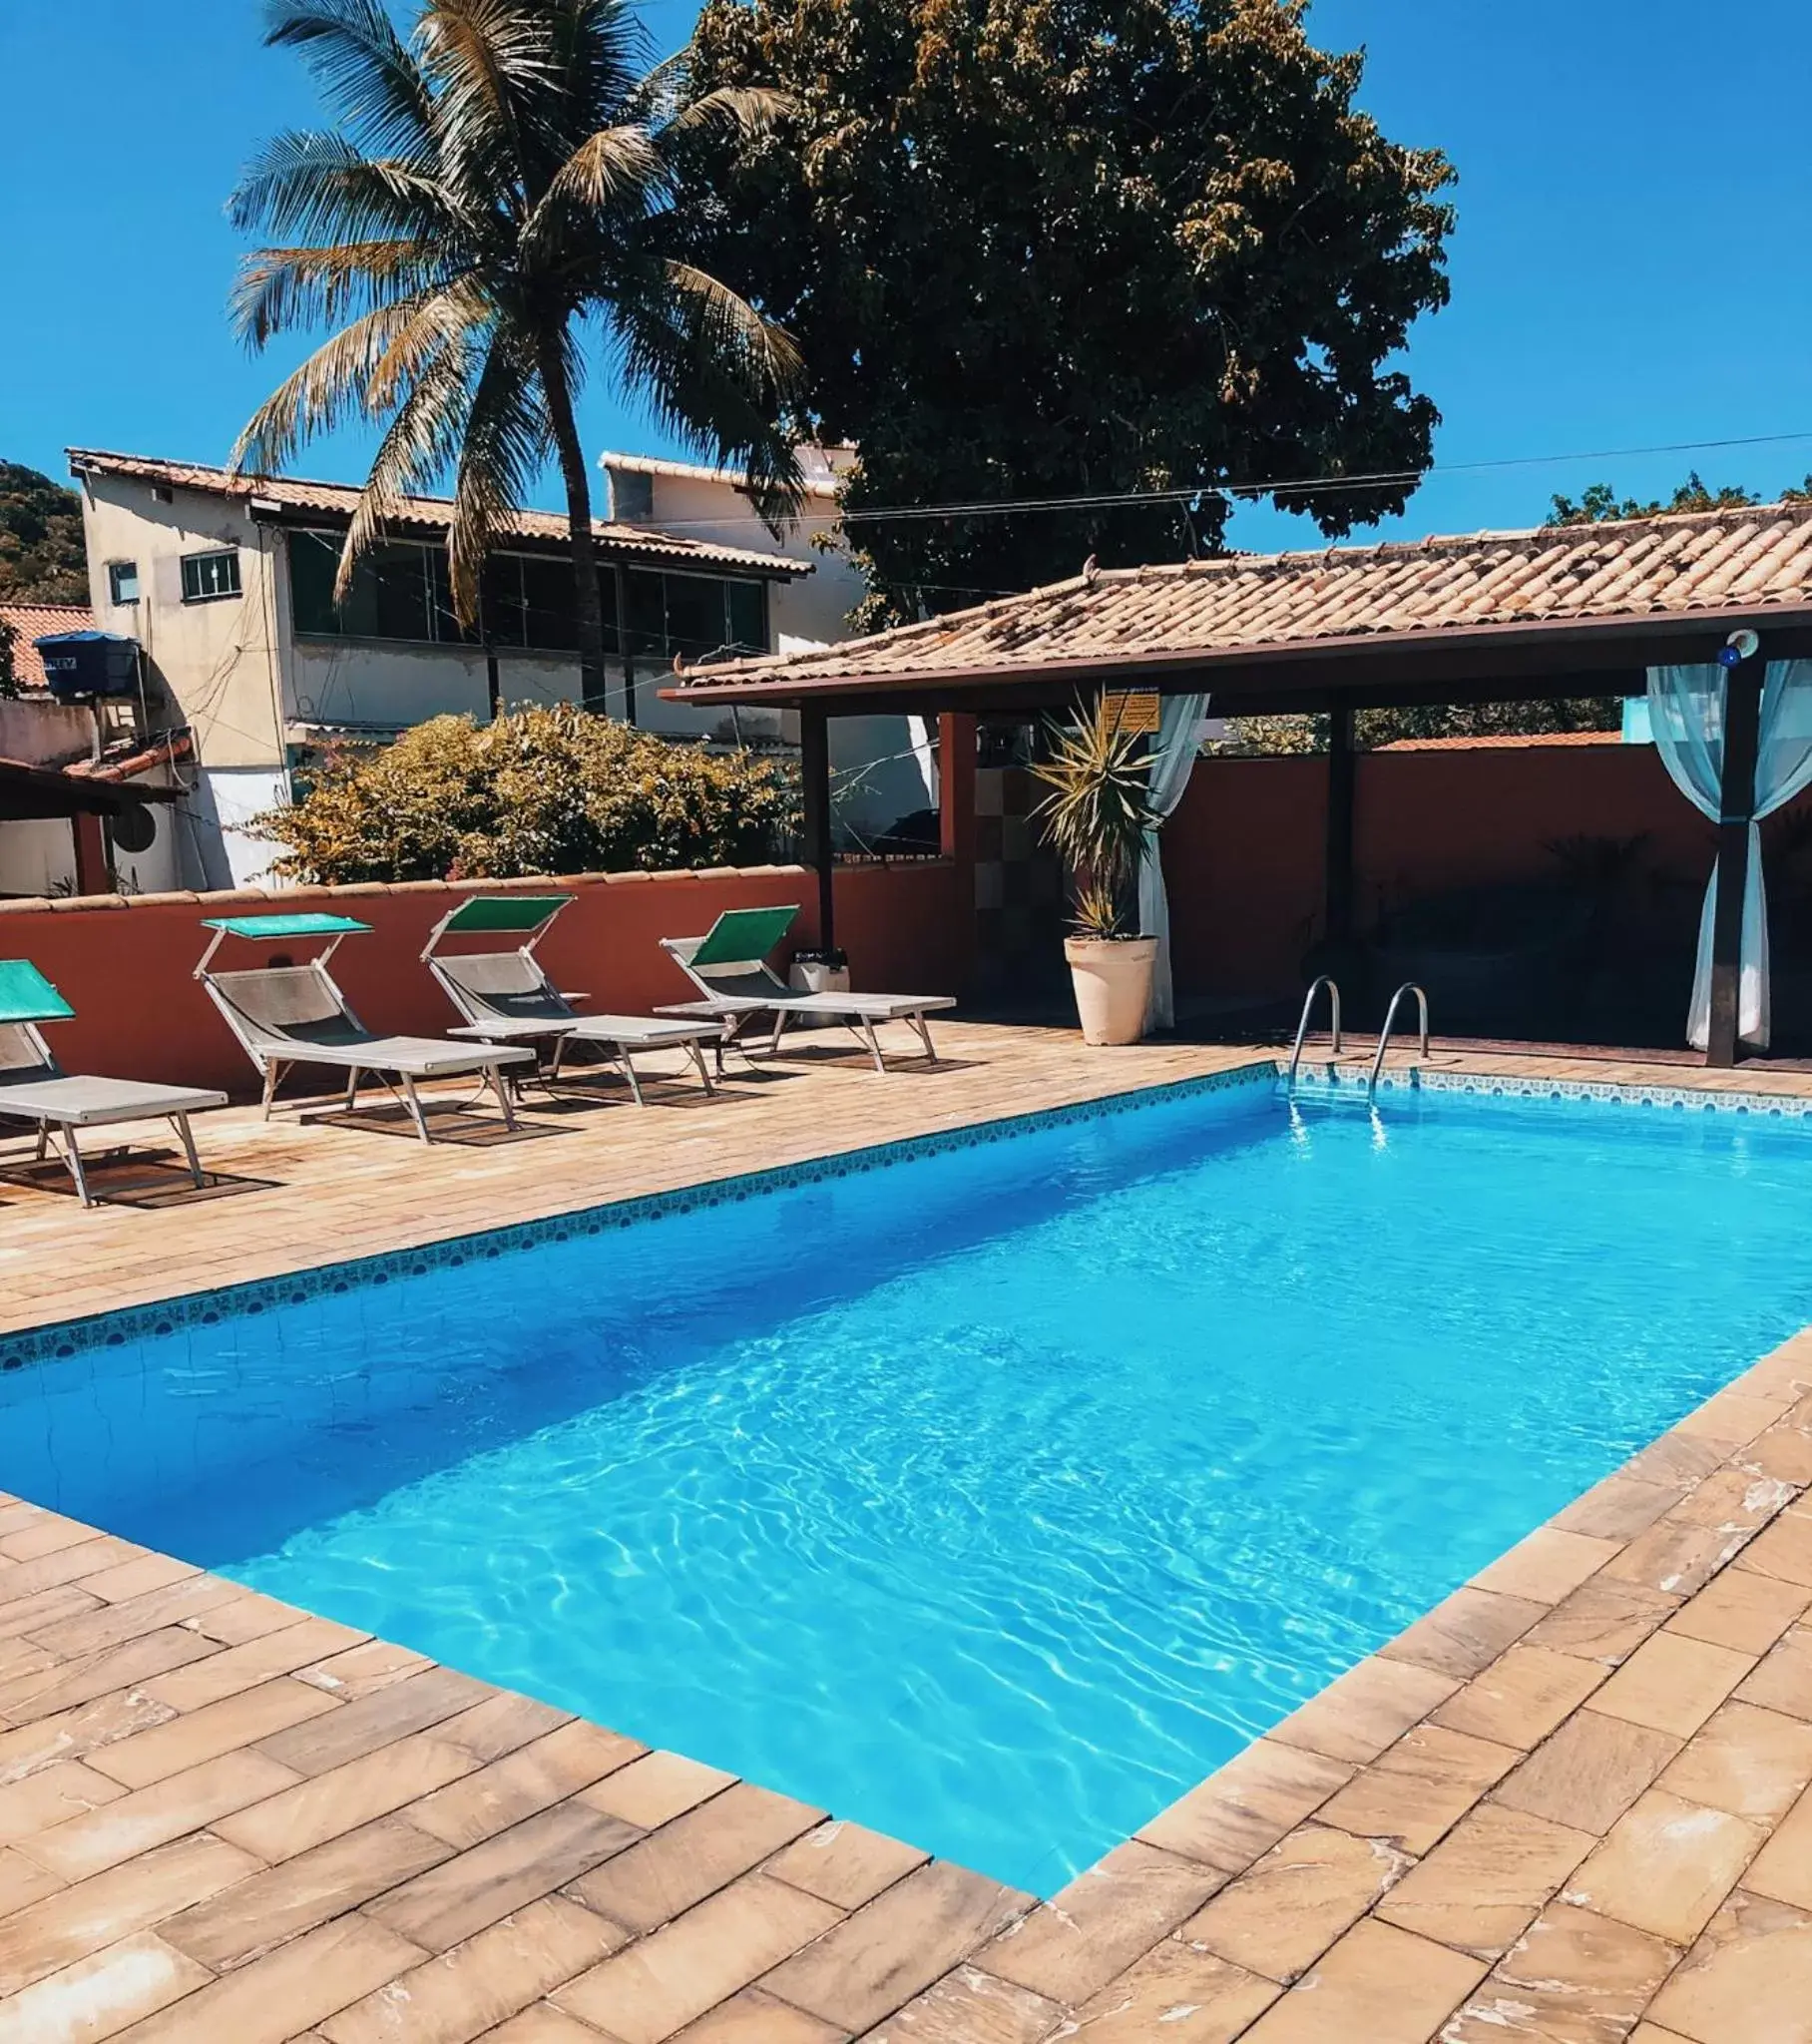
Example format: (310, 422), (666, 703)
(2, 1025), (1812, 2039)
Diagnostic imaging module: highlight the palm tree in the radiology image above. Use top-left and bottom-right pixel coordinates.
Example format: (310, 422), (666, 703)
(229, 0), (804, 709)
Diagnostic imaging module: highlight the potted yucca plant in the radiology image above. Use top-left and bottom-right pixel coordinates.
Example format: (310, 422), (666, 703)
(1032, 693), (1160, 1044)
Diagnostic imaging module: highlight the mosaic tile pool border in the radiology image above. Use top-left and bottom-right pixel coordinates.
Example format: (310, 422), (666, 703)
(0, 1059), (1279, 1370)
(1292, 1062), (1812, 1117)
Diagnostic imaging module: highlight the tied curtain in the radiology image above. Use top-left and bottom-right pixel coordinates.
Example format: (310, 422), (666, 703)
(1138, 692), (1209, 1031)
(1647, 661), (1812, 1049)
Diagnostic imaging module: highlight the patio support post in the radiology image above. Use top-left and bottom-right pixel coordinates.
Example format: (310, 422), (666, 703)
(71, 811), (109, 897)
(800, 705), (835, 950)
(1325, 704), (1356, 945)
(1706, 643), (1765, 1067)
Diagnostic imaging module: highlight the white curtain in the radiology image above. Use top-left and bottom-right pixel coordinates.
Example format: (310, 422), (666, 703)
(1647, 661), (1812, 1049)
(1139, 693), (1209, 1031)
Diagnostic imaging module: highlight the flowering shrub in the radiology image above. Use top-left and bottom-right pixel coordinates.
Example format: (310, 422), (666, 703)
(257, 707), (800, 883)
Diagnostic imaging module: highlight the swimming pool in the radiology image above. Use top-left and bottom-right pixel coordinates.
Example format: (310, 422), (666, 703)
(5, 1071), (1809, 1896)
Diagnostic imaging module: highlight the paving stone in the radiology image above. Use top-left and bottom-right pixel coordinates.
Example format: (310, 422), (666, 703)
(1569, 1789), (1765, 1945)
(1058, 1938), (1280, 2042)
(0, 1688), (179, 1788)
(88, 1678), (337, 1789)
(567, 1780), (822, 1934)
(763, 1820), (928, 1912)
(670, 1986), (849, 2043)
(577, 1752), (734, 1831)
(1266, 1656), (1456, 1767)
(1493, 1707), (1680, 1833)
(1665, 1565), (1811, 1656)
(434, 1691), (576, 1765)
(554, 1871), (842, 2044)
(255, 1667), (494, 1777)
(1647, 1887), (1812, 2044)
(17, 1748), (302, 1881)
(320, 1894), (625, 2044)
(1659, 1701), (1812, 1823)
(1738, 1781), (1812, 1911)
(412, 1722), (647, 1851)
(294, 1640), (435, 1702)
(1445, 1900), (1680, 2044)
(1470, 1527), (1620, 1605)
(1235, 1917), (1485, 2044)
(1432, 1643), (1608, 1749)
(1375, 1800), (1593, 1961)
(139, 1615), (368, 1712)
(758, 1859), (1031, 2036)
(982, 1839), (1221, 2005)
(1733, 1624), (1812, 1723)
(0, 1844), (66, 1917)
(215, 1733), (484, 1862)
(1527, 1576), (1682, 1666)
(1135, 1740), (1353, 1875)
(1590, 1631), (1758, 1738)
(1315, 1723), (1519, 1854)
(1552, 1471), (1688, 1542)
(1727, 1507), (1812, 1590)
(477, 2010), (621, 2044)
(0, 1929), (210, 2044)
(0, 1760), (124, 1844)
(21, 1574), (243, 1659)
(1181, 1822), (1406, 1984)
(0, 1627), (218, 1727)
(1377, 1585), (1547, 1682)
(162, 1815), (456, 1971)
(366, 1800), (644, 1952)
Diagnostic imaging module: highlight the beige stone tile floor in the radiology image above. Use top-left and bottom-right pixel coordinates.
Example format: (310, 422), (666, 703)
(3, 1023), (1812, 2038)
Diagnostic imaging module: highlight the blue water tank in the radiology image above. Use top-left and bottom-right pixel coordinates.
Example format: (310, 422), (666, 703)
(33, 632), (140, 701)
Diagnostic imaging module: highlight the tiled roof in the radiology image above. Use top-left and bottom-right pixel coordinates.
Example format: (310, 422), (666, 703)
(0, 603), (96, 691)
(67, 449), (805, 579)
(673, 500), (1812, 695)
(65, 731), (194, 782)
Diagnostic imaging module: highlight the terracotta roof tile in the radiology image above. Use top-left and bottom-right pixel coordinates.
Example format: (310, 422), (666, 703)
(673, 501), (1812, 698)
(0, 604), (96, 691)
(67, 449), (803, 580)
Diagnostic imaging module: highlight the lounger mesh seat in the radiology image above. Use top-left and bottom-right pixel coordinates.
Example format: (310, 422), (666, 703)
(197, 915), (533, 1143)
(422, 896), (719, 1105)
(0, 961), (226, 1206)
(656, 905), (956, 1073)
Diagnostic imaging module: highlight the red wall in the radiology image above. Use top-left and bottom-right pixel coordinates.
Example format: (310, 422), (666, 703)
(1164, 745), (1724, 1000)
(0, 860), (969, 1096)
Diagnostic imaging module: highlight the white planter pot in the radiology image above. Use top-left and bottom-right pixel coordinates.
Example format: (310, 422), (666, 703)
(1064, 936), (1158, 1045)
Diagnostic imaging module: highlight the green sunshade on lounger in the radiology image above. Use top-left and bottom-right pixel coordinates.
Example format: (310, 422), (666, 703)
(201, 914), (372, 938)
(0, 960), (75, 1024)
(440, 895), (572, 935)
(689, 904), (799, 968)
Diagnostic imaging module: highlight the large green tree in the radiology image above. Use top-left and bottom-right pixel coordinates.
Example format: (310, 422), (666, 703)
(232, 0), (806, 706)
(681, 0), (1455, 619)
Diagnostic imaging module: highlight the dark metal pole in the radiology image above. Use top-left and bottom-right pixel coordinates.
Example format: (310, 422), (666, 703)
(1706, 644), (1765, 1067)
(800, 706), (835, 949)
(1325, 704), (1356, 945)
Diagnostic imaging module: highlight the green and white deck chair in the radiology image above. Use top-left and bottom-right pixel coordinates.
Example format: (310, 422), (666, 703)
(422, 894), (720, 1104)
(0, 961), (226, 1206)
(195, 913), (534, 1143)
(656, 904), (956, 1073)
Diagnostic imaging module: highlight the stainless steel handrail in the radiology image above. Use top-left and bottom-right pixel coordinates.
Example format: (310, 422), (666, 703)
(1287, 976), (1342, 1088)
(1368, 983), (1430, 1098)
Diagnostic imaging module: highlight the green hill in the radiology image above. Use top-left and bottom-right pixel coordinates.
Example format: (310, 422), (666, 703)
(0, 461), (88, 605)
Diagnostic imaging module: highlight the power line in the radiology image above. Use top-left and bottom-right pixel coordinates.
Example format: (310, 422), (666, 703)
(625, 426), (1812, 533)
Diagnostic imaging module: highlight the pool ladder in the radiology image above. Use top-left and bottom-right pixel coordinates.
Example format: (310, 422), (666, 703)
(1287, 978), (1431, 1098)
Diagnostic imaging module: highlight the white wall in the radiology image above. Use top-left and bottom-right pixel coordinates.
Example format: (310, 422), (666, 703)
(0, 699), (96, 768)
(181, 767), (292, 891)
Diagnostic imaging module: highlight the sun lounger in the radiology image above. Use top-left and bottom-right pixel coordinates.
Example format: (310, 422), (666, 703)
(656, 904), (956, 1073)
(422, 894), (720, 1103)
(0, 961), (226, 1205)
(196, 913), (534, 1142)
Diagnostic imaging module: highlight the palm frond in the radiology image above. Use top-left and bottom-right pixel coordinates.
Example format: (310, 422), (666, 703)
(261, 0), (435, 157)
(230, 296), (442, 474)
(418, 0), (556, 205)
(1031, 694), (1159, 924)
(230, 240), (445, 351)
(366, 277), (493, 415)
(446, 328), (551, 622)
(668, 84), (793, 140)
(337, 340), (478, 593)
(228, 131), (452, 246)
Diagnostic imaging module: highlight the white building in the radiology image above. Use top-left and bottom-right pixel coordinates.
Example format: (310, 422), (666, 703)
(602, 448), (938, 850)
(67, 448), (810, 889)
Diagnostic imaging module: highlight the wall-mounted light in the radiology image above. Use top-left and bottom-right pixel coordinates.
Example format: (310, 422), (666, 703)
(1718, 628), (1761, 668)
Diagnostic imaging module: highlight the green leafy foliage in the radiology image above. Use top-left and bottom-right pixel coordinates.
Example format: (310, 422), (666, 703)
(256, 705), (800, 883)
(0, 462), (88, 604)
(681, 0), (1455, 620)
(1031, 695), (1159, 936)
(1547, 472), (1767, 525)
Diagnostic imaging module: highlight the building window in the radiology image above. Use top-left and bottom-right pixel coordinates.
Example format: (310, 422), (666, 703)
(107, 561), (140, 606)
(625, 570), (769, 665)
(181, 549), (241, 603)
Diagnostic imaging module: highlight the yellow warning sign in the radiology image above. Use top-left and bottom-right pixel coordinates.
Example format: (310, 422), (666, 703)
(1106, 690), (1160, 736)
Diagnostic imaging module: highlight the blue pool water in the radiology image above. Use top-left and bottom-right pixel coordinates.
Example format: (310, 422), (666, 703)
(5, 1075), (1810, 1895)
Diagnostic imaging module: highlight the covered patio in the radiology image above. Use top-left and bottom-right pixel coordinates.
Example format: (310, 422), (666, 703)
(667, 502), (1812, 1067)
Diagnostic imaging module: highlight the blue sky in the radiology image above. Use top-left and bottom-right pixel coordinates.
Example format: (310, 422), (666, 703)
(2, 0), (1808, 551)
